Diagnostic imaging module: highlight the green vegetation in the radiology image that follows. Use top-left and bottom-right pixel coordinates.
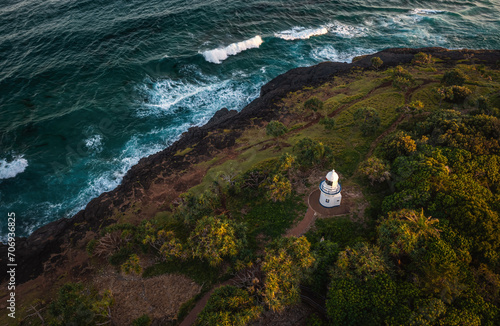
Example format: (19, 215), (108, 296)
(391, 65), (416, 91)
(412, 52), (433, 66)
(319, 116), (335, 131)
(293, 137), (334, 169)
(442, 69), (468, 86)
(354, 106), (381, 136)
(266, 120), (288, 138)
(262, 237), (315, 311)
(29, 54), (500, 326)
(304, 97), (324, 112)
(371, 57), (383, 70)
(48, 283), (113, 325)
(132, 314), (151, 326)
(195, 285), (263, 326)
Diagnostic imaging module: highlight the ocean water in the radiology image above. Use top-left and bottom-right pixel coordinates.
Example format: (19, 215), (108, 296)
(0, 0), (499, 240)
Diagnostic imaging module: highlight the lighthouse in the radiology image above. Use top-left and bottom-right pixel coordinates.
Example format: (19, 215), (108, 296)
(319, 169), (342, 207)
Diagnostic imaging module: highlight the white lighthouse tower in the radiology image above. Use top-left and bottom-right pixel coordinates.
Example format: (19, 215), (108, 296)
(319, 169), (342, 207)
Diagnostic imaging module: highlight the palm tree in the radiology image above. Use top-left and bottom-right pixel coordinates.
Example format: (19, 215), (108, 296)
(404, 209), (440, 240)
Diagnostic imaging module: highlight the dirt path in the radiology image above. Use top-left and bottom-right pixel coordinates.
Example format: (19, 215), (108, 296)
(286, 207), (316, 237)
(179, 279), (233, 326)
(179, 204), (318, 325)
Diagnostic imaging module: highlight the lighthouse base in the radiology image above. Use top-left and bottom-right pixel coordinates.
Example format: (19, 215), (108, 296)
(319, 192), (342, 208)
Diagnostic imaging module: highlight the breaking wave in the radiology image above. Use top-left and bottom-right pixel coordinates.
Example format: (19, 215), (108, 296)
(0, 155), (28, 179)
(274, 26), (328, 40)
(201, 36), (263, 64)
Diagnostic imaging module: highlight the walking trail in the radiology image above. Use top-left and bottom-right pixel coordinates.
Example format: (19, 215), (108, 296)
(179, 205), (317, 326)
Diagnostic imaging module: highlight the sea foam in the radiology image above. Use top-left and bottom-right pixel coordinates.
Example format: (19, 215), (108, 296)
(410, 9), (445, 15)
(274, 27), (328, 40)
(202, 36), (263, 64)
(311, 46), (375, 63)
(0, 155), (28, 179)
(326, 21), (368, 38)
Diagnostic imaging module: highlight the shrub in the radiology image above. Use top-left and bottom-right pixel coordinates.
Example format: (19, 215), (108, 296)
(319, 116), (335, 130)
(266, 120), (287, 138)
(49, 283), (113, 325)
(436, 85), (472, 103)
(108, 247), (133, 266)
(441, 69), (467, 86)
(371, 57), (383, 70)
(132, 314), (151, 326)
(121, 254), (142, 275)
(304, 97), (324, 112)
(86, 239), (97, 256)
(397, 100), (424, 116)
(354, 107), (381, 136)
(195, 285), (262, 326)
(267, 174), (292, 202)
(391, 66), (416, 91)
(412, 52), (433, 66)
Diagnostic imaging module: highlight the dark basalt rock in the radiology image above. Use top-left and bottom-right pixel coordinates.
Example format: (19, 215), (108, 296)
(1, 47), (499, 284)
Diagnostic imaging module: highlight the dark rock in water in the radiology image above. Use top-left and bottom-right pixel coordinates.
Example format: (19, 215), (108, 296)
(1, 47), (500, 284)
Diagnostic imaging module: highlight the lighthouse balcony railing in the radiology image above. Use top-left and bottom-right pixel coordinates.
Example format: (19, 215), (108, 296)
(319, 180), (341, 195)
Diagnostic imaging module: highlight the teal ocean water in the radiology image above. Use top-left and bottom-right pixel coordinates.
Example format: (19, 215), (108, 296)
(0, 0), (499, 240)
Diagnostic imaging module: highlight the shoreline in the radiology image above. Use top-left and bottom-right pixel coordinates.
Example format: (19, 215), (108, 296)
(2, 46), (500, 284)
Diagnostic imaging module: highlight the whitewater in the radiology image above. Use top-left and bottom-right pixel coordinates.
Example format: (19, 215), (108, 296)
(0, 0), (499, 240)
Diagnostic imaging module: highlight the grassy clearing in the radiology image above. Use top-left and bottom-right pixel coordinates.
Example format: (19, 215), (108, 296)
(143, 259), (221, 286)
(305, 216), (369, 249)
(228, 192), (307, 249)
(189, 146), (283, 194)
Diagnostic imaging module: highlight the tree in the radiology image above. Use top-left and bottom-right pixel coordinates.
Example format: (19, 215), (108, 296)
(304, 97), (324, 113)
(267, 174), (292, 202)
(371, 57), (383, 70)
(277, 152), (296, 174)
(383, 131), (417, 160)
(189, 215), (243, 266)
(332, 242), (388, 281)
(358, 156), (391, 185)
(354, 107), (381, 136)
(411, 238), (467, 303)
(195, 285), (263, 326)
(293, 137), (333, 169)
(327, 274), (417, 326)
(262, 236), (315, 311)
(266, 120), (287, 138)
(266, 120), (288, 147)
(378, 209), (440, 261)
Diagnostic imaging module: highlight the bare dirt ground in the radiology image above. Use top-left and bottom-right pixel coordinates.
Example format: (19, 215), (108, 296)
(94, 271), (201, 325)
